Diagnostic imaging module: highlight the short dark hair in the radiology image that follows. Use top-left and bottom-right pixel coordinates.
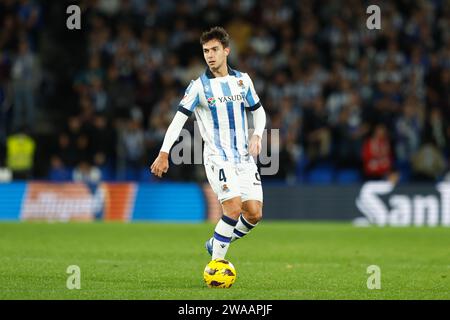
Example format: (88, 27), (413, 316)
(199, 26), (230, 48)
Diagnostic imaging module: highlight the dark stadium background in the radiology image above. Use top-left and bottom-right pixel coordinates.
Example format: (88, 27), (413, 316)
(1, 0), (449, 225)
(1, 0), (448, 185)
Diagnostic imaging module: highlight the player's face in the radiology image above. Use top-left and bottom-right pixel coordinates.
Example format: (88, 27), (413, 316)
(202, 39), (229, 71)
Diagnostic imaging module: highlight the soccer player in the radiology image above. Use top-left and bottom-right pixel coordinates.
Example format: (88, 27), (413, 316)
(150, 27), (266, 260)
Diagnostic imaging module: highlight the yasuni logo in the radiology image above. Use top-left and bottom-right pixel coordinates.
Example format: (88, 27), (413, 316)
(217, 94), (245, 103)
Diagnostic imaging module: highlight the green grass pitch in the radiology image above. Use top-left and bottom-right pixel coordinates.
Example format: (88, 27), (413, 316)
(0, 221), (449, 299)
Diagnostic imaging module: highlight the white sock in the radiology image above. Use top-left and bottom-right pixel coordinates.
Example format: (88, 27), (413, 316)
(231, 214), (258, 242)
(212, 215), (238, 260)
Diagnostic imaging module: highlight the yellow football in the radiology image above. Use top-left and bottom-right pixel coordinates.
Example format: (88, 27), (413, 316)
(203, 258), (237, 288)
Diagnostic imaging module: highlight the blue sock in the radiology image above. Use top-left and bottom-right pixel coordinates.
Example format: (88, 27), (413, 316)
(231, 214), (257, 242)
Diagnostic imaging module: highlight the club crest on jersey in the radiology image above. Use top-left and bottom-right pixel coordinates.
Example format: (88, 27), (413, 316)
(237, 79), (245, 88)
(222, 184), (229, 192)
(207, 97), (216, 107)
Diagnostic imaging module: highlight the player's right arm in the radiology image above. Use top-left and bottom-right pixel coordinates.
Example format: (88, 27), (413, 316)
(150, 80), (200, 178)
(150, 112), (189, 177)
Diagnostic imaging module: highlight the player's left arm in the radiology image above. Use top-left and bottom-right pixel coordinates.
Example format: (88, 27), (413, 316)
(249, 106), (266, 156)
(244, 73), (266, 156)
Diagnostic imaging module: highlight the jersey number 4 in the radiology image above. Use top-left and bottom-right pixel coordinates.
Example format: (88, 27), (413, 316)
(219, 168), (227, 182)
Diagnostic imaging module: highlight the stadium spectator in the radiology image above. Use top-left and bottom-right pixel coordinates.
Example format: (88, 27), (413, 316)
(117, 118), (145, 180)
(362, 124), (394, 180)
(11, 38), (40, 131)
(332, 95), (369, 169)
(302, 97), (332, 168)
(411, 140), (447, 181)
(89, 113), (117, 171)
(423, 107), (450, 155)
(73, 133), (93, 168)
(6, 126), (35, 180)
(72, 160), (102, 184)
(49, 133), (74, 181)
(394, 97), (424, 164)
(16, 0), (43, 49)
(104, 64), (135, 120)
(73, 54), (105, 96)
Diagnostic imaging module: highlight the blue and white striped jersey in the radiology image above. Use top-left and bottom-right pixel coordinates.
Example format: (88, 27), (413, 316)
(177, 66), (262, 163)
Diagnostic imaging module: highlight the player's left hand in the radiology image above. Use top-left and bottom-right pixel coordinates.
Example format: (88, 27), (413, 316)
(248, 135), (262, 157)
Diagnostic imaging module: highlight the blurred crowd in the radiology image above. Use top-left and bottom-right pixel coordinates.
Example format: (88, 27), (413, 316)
(1, 0), (450, 184)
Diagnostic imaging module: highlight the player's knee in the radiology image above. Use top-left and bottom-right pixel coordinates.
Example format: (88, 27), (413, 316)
(222, 198), (242, 220)
(244, 208), (263, 225)
(224, 208), (241, 221)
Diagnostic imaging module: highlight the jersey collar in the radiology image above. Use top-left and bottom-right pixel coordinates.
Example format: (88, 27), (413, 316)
(205, 65), (237, 79)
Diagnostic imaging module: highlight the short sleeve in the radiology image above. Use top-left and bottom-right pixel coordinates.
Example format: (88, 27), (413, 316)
(177, 80), (200, 116)
(244, 73), (261, 111)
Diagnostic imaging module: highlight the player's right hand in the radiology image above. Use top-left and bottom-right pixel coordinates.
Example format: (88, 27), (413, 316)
(150, 152), (169, 178)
